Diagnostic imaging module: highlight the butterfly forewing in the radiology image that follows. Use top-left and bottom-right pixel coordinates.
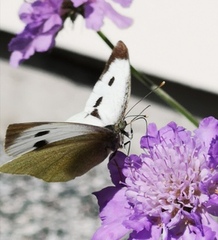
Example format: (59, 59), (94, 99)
(67, 41), (131, 126)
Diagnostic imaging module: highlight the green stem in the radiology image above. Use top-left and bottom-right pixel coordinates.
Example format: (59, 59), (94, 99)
(97, 31), (199, 127)
(155, 88), (199, 126)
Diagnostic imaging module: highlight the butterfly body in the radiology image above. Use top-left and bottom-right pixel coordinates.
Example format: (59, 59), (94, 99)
(0, 41), (131, 182)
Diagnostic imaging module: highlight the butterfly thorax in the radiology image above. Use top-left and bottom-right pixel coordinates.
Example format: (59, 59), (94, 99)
(105, 119), (126, 133)
(105, 119), (128, 149)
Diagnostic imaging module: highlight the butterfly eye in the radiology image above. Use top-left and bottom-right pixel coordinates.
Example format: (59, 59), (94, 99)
(118, 120), (127, 134)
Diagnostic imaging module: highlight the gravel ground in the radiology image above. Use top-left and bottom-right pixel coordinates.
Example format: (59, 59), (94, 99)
(0, 141), (111, 240)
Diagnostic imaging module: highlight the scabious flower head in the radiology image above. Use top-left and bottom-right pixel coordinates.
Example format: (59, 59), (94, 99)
(9, 0), (133, 67)
(93, 116), (218, 240)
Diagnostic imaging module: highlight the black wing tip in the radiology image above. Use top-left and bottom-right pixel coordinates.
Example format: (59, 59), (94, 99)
(111, 41), (129, 61)
(5, 122), (50, 150)
(102, 41), (129, 73)
(5, 124), (20, 150)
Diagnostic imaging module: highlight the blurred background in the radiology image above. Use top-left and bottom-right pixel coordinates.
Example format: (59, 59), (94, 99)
(0, 0), (218, 239)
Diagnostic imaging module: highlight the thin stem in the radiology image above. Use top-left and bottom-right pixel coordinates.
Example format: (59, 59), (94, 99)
(155, 88), (199, 126)
(97, 31), (199, 127)
(97, 31), (114, 49)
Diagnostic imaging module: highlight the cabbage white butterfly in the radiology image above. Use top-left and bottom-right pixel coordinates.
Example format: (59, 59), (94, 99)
(0, 41), (131, 182)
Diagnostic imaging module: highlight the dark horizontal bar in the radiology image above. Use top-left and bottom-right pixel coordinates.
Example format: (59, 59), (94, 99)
(1, 30), (217, 118)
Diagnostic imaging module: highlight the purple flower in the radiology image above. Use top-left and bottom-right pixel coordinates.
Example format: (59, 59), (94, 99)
(72, 0), (133, 31)
(9, 0), (133, 67)
(9, 0), (63, 67)
(93, 117), (218, 239)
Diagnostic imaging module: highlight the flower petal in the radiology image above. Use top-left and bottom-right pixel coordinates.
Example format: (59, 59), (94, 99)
(195, 116), (218, 148)
(8, 0), (63, 67)
(108, 151), (126, 186)
(112, 0), (133, 8)
(84, 0), (132, 31)
(208, 135), (218, 169)
(71, 0), (88, 8)
(93, 187), (130, 240)
(104, 1), (133, 28)
(140, 123), (159, 148)
(129, 225), (162, 240)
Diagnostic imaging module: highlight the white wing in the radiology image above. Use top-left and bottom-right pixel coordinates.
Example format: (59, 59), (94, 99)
(67, 41), (131, 127)
(5, 122), (112, 157)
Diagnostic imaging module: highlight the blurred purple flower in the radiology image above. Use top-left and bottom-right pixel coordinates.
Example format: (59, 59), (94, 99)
(9, 0), (133, 67)
(72, 0), (133, 31)
(9, 0), (63, 67)
(93, 117), (218, 240)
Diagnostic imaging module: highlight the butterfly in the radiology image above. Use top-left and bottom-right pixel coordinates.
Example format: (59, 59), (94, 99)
(0, 41), (131, 182)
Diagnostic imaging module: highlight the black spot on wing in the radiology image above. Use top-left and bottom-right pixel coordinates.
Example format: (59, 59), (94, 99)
(90, 109), (101, 119)
(93, 97), (103, 107)
(33, 140), (48, 149)
(108, 77), (115, 86)
(35, 131), (50, 137)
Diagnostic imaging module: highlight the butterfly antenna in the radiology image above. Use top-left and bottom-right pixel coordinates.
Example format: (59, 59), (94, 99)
(125, 113), (148, 141)
(129, 105), (150, 123)
(126, 104), (150, 119)
(125, 81), (165, 117)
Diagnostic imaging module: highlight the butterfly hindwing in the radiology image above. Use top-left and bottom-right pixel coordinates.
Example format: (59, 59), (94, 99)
(1, 122), (119, 182)
(5, 122), (107, 156)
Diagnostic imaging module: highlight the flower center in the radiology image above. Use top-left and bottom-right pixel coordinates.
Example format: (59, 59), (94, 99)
(125, 142), (206, 220)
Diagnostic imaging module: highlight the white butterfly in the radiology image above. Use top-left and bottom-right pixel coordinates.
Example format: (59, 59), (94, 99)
(0, 41), (131, 182)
